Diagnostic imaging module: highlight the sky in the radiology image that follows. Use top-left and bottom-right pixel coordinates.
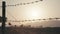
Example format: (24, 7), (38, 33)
(0, 0), (60, 27)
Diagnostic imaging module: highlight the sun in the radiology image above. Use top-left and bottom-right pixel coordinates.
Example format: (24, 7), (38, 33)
(26, 6), (44, 19)
(31, 11), (38, 17)
(29, 9), (39, 19)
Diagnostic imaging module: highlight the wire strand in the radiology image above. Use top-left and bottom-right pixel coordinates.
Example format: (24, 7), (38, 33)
(7, 18), (60, 22)
(0, 0), (43, 7)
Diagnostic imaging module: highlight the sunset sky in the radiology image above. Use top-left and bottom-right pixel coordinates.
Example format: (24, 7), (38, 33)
(0, 0), (60, 27)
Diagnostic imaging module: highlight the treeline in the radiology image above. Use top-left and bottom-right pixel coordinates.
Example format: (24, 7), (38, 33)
(0, 26), (60, 34)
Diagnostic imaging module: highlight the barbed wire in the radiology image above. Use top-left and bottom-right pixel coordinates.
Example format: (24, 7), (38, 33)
(7, 17), (60, 22)
(0, 0), (43, 7)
